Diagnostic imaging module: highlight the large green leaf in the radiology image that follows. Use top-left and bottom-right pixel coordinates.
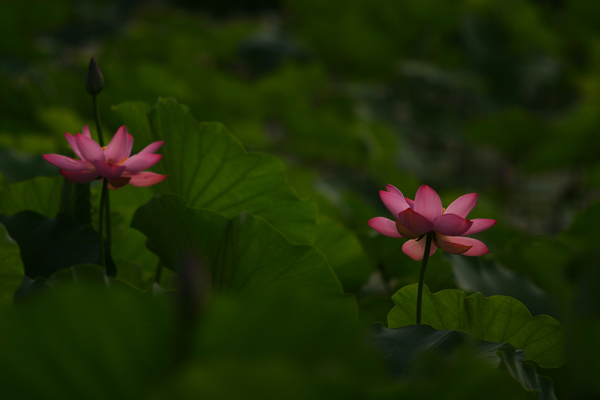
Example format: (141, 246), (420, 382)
(59, 179), (92, 227)
(0, 175), (62, 217)
(0, 211), (101, 278)
(313, 216), (372, 293)
(388, 284), (564, 368)
(132, 194), (345, 298)
(0, 223), (24, 311)
(113, 98), (318, 244)
(369, 324), (556, 399)
(102, 186), (159, 272)
(450, 255), (558, 319)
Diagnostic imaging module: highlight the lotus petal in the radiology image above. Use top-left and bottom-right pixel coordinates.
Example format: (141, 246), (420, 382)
(121, 153), (162, 173)
(104, 126), (129, 163)
(380, 190), (410, 217)
(437, 234), (489, 256)
(462, 219), (497, 235)
(75, 133), (105, 164)
(368, 217), (402, 238)
(433, 213), (473, 236)
(42, 154), (93, 172)
(397, 207), (434, 236)
(126, 172), (168, 187)
(445, 193), (478, 218)
(414, 185), (443, 222)
(402, 238), (437, 261)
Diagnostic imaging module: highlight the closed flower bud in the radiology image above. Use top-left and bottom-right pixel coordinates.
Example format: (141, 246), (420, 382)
(85, 57), (104, 95)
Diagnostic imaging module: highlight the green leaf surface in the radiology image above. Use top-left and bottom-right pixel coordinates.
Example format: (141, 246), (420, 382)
(0, 223), (24, 311)
(388, 284), (565, 368)
(497, 347), (557, 400)
(104, 185), (159, 271)
(48, 264), (108, 285)
(0, 211), (100, 278)
(132, 194), (345, 298)
(450, 255), (558, 319)
(0, 175), (62, 217)
(59, 179), (92, 227)
(313, 216), (372, 293)
(114, 98), (318, 244)
(370, 324), (556, 399)
(47, 264), (145, 294)
(13, 276), (51, 303)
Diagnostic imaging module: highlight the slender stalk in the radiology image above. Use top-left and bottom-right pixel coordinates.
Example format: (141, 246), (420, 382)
(105, 188), (112, 263)
(98, 179), (108, 272)
(92, 94), (105, 147)
(416, 232), (433, 325)
(92, 93), (114, 276)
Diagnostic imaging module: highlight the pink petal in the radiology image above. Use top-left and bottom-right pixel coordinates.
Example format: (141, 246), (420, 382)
(104, 126), (129, 164)
(395, 220), (419, 239)
(434, 233), (473, 254)
(107, 176), (132, 190)
(445, 193), (478, 218)
(436, 234), (489, 256)
(385, 184), (403, 198)
(405, 198), (414, 210)
(59, 170), (99, 184)
(402, 238), (437, 261)
(94, 161), (126, 179)
(125, 134), (134, 158)
(433, 214), (473, 236)
(121, 153), (162, 173)
(368, 217), (402, 238)
(462, 219), (497, 235)
(414, 185), (443, 223)
(139, 141), (164, 155)
(126, 172), (168, 187)
(64, 133), (84, 160)
(380, 190), (410, 217)
(81, 125), (92, 138)
(397, 207), (434, 236)
(75, 133), (105, 164)
(43, 154), (94, 173)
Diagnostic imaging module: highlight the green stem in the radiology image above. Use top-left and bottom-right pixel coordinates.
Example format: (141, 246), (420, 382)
(99, 179), (116, 277)
(92, 93), (114, 276)
(416, 232), (433, 325)
(105, 189), (112, 265)
(92, 94), (104, 147)
(98, 179), (108, 272)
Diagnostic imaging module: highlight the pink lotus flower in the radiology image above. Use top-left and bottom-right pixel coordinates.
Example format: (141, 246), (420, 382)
(43, 126), (167, 190)
(368, 185), (496, 261)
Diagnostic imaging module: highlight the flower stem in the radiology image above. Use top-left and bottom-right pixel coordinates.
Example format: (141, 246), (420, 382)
(416, 232), (433, 325)
(92, 93), (114, 276)
(98, 178), (108, 272)
(99, 179), (116, 277)
(92, 94), (104, 147)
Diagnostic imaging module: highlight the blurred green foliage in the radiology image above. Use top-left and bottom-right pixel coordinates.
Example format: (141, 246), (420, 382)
(2, 0), (600, 397)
